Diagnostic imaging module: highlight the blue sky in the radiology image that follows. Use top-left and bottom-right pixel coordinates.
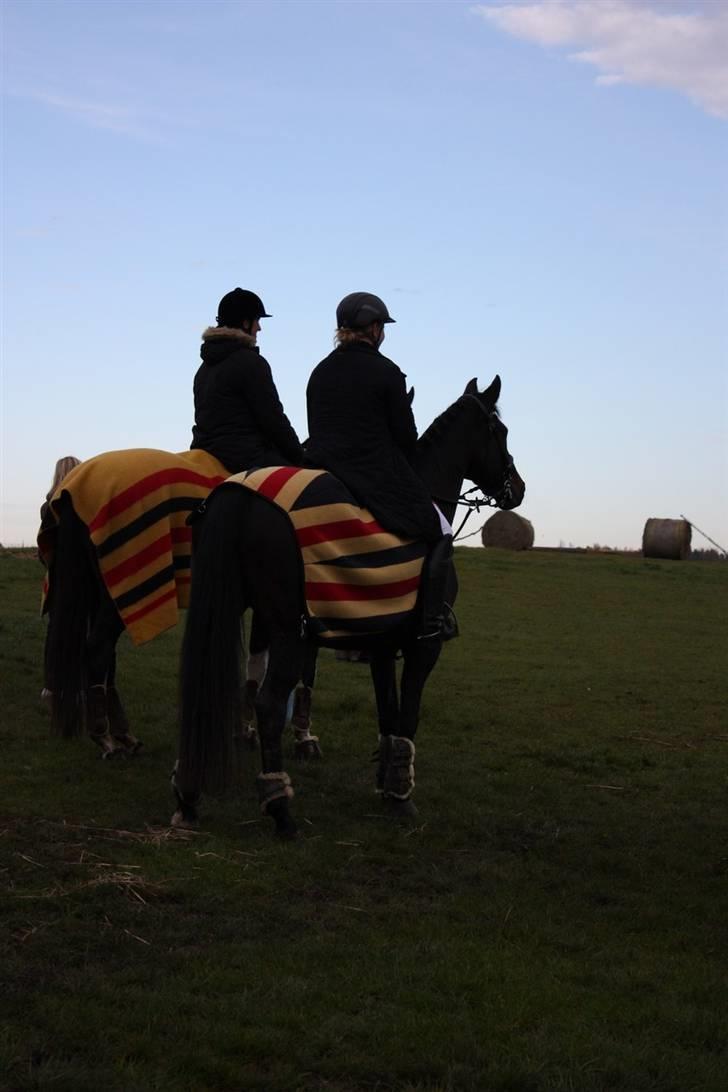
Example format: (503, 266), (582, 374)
(2, 0), (726, 549)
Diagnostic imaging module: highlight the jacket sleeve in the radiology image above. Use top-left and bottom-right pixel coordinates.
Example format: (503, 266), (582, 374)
(384, 366), (419, 464)
(240, 355), (305, 464)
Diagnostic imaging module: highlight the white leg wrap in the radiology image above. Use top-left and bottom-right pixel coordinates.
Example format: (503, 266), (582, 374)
(256, 771), (294, 814)
(381, 736), (416, 800)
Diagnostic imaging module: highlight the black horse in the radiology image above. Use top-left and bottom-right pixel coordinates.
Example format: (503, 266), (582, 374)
(40, 447), (281, 758)
(173, 376), (525, 836)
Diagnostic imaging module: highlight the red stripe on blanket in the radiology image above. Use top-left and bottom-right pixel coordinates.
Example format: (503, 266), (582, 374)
(122, 586), (178, 627)
(255, 466), (301, 501)
(296, 518), (386, 547)
(305, 575), (421, 602)
(104, 532), (173, 587)
(89, 469), (226, 533)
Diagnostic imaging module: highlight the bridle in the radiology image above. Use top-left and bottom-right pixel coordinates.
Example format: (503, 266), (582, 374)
(432, 394), (515, 541)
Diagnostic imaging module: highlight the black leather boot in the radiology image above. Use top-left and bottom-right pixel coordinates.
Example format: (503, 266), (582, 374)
(419, 535), (459, 641)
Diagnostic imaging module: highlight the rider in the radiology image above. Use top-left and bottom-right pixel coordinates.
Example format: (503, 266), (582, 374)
(305, 292), (457, 641)
(191, 288), (304, 472)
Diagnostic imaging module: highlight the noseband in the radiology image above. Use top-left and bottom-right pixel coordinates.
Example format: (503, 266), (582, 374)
(434, 394), (515, 541)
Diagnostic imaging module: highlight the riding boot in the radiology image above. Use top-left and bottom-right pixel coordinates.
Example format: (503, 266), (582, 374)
(418, 535), (459, 641)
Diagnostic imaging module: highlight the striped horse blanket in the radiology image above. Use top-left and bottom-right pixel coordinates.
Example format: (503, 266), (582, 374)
(39, 448), (228, 645)
(226, 466), (428, 644)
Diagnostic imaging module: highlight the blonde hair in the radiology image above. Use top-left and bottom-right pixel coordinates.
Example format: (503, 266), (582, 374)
(334, 326), (378, 348)
(47, 456), (81, 501)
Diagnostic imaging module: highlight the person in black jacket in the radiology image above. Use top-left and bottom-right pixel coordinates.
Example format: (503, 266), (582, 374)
(191, 288), (304, 472)
(306, 292), (457, 641)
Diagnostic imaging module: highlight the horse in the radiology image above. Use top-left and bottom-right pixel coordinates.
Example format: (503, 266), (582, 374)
(173, 375), (525, 837)
(39, 447), (323, 759)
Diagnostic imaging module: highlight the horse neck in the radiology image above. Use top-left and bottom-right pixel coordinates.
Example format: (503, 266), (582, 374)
(416, 400), (472, 526)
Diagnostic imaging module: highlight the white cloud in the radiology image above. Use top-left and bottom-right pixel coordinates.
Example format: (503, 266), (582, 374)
(8, 87), (201, 143)
(473, 1), (728, 119)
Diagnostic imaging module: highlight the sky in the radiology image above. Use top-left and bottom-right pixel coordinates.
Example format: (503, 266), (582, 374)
(1, 0), (726, 550)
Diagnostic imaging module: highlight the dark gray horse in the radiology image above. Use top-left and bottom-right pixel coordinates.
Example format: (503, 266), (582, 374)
(174, 376), (526, 837)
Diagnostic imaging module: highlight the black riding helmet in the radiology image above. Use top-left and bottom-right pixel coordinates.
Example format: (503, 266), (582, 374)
(217, 288), (271, 328)
(336, 292), (396, 330)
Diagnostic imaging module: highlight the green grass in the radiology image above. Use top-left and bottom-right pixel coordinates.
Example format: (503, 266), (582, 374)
(2, 547), (727, 1091)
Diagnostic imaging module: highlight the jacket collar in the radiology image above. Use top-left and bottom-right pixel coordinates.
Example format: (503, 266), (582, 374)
(202, 326), (256, 347)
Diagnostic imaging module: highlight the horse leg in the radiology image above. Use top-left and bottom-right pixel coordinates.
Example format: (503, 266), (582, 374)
(369, 649), (400, 792)
(105, 648), (143, 755)
(85, 597), (126, 759)
(239, 613), (268, 750)
(380, 637), (442, 818)
(292, 642), (322, 761)
(254, 635), (302, 839)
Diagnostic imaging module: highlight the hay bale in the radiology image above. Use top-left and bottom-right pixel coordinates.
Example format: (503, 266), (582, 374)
(481, 510), (534, 551)
(642, 518), (691, 560)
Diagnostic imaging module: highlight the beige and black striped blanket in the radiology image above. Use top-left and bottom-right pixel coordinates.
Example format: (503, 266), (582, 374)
(227, 466), (427, 643)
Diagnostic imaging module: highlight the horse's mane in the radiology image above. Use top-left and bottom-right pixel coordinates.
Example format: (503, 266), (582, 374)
(418, 395), (499, 452)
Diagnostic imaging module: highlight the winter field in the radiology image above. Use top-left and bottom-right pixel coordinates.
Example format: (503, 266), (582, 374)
(2, 546), (727, 1092)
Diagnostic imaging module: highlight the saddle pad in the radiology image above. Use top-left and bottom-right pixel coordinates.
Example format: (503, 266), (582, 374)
(39, 448), (228, 645)
(226, 466), (427, 643)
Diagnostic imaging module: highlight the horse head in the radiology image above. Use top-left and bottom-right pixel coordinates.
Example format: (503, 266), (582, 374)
(462, 376), (525, 511)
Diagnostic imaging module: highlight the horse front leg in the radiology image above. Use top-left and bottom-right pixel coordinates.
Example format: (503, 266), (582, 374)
(380, 637), (442, 818)
(369, 649), (400, 793)
(292, 642), (322, 761)
(255, 636), (302, 839)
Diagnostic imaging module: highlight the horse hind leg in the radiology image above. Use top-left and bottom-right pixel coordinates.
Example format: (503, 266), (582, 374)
(254, 636), (303, 839)
(106, 686), (142, 755)
(85, 685), (123, 759)
(170, 760), (200, 829)
(238, 644), (268, 751)
(85, 601), (128, 759)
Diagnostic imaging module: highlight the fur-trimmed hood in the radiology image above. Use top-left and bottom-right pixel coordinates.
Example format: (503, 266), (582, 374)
(201, 326), (256, 347)
(200, 326), (259, 367)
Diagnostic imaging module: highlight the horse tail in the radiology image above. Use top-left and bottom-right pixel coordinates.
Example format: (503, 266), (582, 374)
(45, 496), (99, 738)
(177, 487), (246, 797)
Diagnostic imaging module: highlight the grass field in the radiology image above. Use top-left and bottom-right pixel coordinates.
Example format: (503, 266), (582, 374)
(2, 546), (727, 1092)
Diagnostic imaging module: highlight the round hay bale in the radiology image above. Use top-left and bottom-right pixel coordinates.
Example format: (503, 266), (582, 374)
(481, 510), (534, 551)
(642, 518), (691, 560)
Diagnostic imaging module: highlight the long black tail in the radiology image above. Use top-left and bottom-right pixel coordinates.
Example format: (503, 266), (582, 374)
(45, 497), (99, 737)
(177, 488), (246, 796)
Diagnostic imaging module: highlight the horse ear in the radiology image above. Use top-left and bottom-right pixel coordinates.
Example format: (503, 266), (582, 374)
(481, 374), (501, 407)
(464, 378), (478, 396)
(407, 386), (415, 405)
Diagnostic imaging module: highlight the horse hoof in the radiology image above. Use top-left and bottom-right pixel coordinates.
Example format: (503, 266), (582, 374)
(100, 746), (124, 760)
(114, 735), (143, 756)
(170, 809), (199, 830)
(383, 796), (419, 821)
(275, 822), (299, 841)
(294, 739), (322, 761)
